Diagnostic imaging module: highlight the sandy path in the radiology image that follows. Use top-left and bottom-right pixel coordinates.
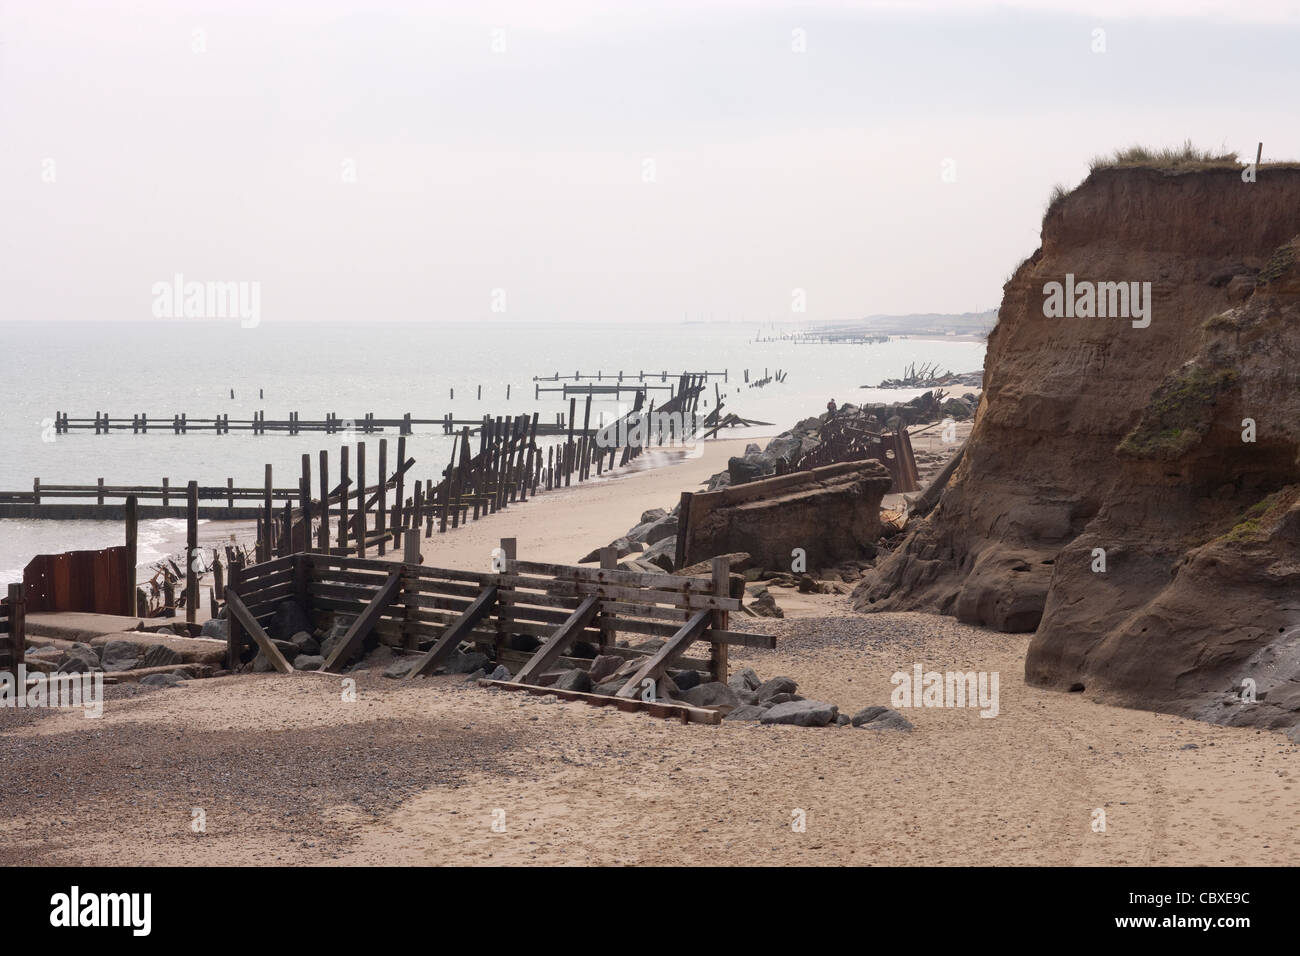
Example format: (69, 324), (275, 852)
(381, 439), (749, 570)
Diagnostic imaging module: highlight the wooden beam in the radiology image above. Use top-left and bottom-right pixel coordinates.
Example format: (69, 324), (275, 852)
(478, 679), (720, 725)
(405, 584), (498, 679)
(512, 594), (602, 684)
(225, 589), (293, 674)
(615, 609), (710, 699)
(320, 568), (402, 672)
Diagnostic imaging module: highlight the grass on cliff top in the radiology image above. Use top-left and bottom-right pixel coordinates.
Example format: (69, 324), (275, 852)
(1090, 141), (1240, 171)
(1118, 363), (1239, 461)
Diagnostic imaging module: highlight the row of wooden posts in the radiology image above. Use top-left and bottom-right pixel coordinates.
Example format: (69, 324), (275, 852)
(254, 376), (711, 564)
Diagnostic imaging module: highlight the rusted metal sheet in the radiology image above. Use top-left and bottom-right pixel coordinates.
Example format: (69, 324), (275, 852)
(22, 547), (133, 616)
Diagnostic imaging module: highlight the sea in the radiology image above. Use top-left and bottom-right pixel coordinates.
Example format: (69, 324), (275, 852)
(0, 320), (985, 585)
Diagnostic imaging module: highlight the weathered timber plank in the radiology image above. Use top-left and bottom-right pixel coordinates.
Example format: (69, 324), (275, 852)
(320, 569), (403, 672)
(406, 585), (498, 679)
(615, 609), (711, 699)
(512, 595), (603, 684)
(225, 590), (293, 674)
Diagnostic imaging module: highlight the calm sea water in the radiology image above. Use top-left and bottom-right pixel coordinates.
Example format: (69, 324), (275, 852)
(0, 320), (984, 583)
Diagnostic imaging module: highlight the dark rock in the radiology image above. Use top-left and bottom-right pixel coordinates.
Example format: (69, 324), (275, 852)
(487, 664), (512, 681)
(671, 668), (702, 692)
(587, 655), (623, 684)
(140, 673), (186, 688)
(552, 669), (592, 693)
(505, 633), (541, 652)
(445, 651), (490, 675)
(199, 618), (228, 639)
(641, 537), (677, 571)
(851, 705), (914, 732)
(382, 657), (421, 679)
(835, 713), (852, 725)
(728, 667), (761, 692)
(293, 654), (325, 671)
(755, 676), (797, 702)
(57, 643), (101, 674)
(270, 600), (313, 641)
(139, 644), (183, 669)
(760, 699), (839, 727)
(723, 704), (767, 721)
(680, 681), (740, 712)
(592, 679), (627, 697)
(569, 641), (598, 659)
(319, 618), (354, 661)
(463, 668), (487, 681)
(100, 640), (140, 672)
(289, 631), (320, 655)
(748, 590), (784, 618)
(766, 692), (803, 705)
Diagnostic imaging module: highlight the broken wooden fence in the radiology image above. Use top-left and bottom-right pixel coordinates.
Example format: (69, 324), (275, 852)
(223, 543), (774, 724)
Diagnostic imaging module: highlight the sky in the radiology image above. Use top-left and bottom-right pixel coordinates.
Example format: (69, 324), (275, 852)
(2, 0), (1298, 325)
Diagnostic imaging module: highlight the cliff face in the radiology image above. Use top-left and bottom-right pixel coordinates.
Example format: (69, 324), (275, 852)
(853, 166), (1300, 734)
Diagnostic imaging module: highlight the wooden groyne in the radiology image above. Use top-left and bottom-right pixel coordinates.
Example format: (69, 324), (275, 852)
(53, 410), (586, 437)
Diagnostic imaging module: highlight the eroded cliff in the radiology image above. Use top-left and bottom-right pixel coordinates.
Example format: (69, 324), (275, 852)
(853, 165), (1300, 734)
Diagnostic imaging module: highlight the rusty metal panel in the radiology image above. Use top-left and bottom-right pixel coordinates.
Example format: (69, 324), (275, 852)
(22, 547), (132, 615)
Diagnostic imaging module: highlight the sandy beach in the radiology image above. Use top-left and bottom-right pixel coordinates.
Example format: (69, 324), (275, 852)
(2, 434), (1296, 868)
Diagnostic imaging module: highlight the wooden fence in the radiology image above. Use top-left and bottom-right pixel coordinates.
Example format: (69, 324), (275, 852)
(223, 542), (773, 724)
(0, 584), (25, 672)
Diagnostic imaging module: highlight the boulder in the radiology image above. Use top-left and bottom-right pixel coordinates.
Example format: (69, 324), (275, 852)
(641, 537), (677, 571)
(487, 664), (512, 681)
(679, 682), (740, 712)
(382, 657), (421, 679)
(293, 654), (326, 671)
(552, 669), (592, 693)
(747, 589), (784, 618)
(318, 618), (354, 661)
(760, 699), (839, 727)
(445, 651), (491, 675)
(587, 654), (623, 684)
(139, 644), (184, 669)
(727, 667), (761, 692)
(270, 601), (313, 641)
(57, 643), (101, 674)
(289, 631), (320, 656)
(671, 668), (702, 691)
(100, 640), (140, 672)
(723, 704), (767, 722)
(140, 673), (186, 689)
(505, 633), (541, 652)
(851, 705), (914, 732)
(755, 676), (798, 702)
(199, 618), (228, 639)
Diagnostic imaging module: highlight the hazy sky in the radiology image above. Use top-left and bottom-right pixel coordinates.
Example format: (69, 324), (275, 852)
(3, 0), (1298, 324)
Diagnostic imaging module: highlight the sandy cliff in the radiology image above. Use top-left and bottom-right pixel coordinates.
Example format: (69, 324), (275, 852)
(854, 165), (1300, 734)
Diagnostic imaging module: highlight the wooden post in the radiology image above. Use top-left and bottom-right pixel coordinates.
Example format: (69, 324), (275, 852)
(300, 453), (312, 554)
(709, 556), (729, 683)
(319, 449), (329, 551)
(6, 583), (25, 670)
(598, 546), (617, 651)
(185, 481), (198, 626)
(394, 435), (406, 536)
(162, 476), (169, 508)
(227, 477), (234, 509)
(339, 444), (350, 551)
(377, 438), (388, 556)
(675, 491), (692, 571)
(226, 563), (243, 668)
(124, 494), (138, 617)
(356, 441), (367, 557)
(97, 477), (104, 506)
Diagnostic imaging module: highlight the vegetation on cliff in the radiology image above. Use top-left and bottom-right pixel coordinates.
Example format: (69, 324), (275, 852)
(1117, 363), (1239, 461)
